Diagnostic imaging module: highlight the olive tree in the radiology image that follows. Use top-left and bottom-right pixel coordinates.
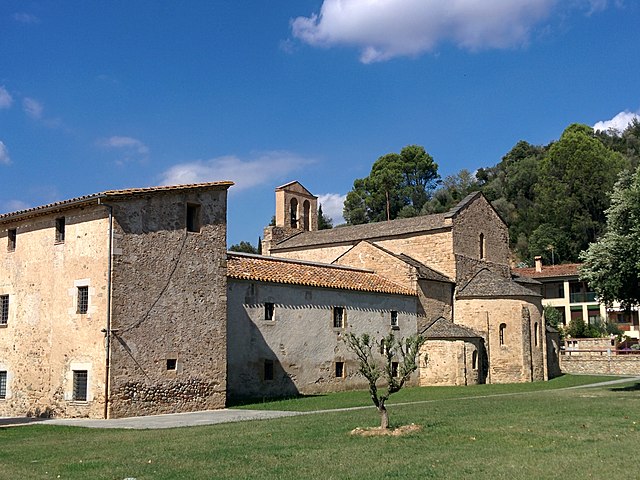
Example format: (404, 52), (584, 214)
(344, 332), (425, 429)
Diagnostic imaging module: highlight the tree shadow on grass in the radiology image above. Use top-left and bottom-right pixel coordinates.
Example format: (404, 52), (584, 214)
(610, 382), (640, 392)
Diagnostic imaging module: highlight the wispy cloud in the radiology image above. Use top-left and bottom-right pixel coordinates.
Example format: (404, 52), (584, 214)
(97, 136), (150, 165)
(318, 193), (346, 226)
(291, 0), (614, 63)
(593, 110), (640, 134)
(13, 12), (41, 24)
(1, 199), (31, 214)
(0, 86), (13, 109)
(23, 97), (44, 119)
(0, 141), (11, 165)
(99, 136), (149, 154)
(159, 151), (314, 191)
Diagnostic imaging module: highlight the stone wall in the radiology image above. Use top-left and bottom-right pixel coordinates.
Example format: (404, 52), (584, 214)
(107, 188), (228, 418)
(227, 279), (418, 400)
(451, 195), (510, 282)
(334, 241), (415, 290)
(0, 206), (110, 418)
(455, 297), (545, 383)
(560, 354), (640, 375)
(417, 279), (453, 328)
(419, 338), (483, 386)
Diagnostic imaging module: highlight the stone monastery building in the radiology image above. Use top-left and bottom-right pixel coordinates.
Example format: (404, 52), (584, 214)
(0, 180), (552, 419)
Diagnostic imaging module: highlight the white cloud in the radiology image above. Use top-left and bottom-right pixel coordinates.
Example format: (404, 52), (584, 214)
(0, 141), (10, 165)
(159, 151), (314, 191)
(23, 97), (43, 119)
(0, 86), (13, 109)
(291, 0), (610, 63)
(98, 136), (150, 155)
(593, 110), (640, 134)
(13, 12), (41, 24)
(318, 193), (346, 225)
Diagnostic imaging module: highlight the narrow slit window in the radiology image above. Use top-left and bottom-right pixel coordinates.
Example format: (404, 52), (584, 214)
(472, 350), (478, 370)
(72, 370), (88, 401)
(534, 322), (539, 347)
(391, 361), (399, 378)
(0, 295), (8, 326)
(390, 310), (398, 327)
(499, 323), (506, 346)
(55, 217), (65, 243)
(335, 361), (345, 378)
(333, 307), (345, 328)
(7, 229), (16, 252)
(77, 286), (89, 314)
(479, 233), (485, 260)
(186, 203), (201, 233)
(264, 302), (275, 321)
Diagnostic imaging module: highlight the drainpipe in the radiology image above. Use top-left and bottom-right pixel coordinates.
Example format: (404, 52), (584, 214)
(99, 199), (114, 419)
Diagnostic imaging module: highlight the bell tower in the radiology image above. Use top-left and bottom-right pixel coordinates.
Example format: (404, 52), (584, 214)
(263, 181), (318, 254)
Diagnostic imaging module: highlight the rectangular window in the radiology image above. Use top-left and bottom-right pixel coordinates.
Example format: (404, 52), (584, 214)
(77, 286), (89, 314)
(55, 217), (65, 243)
(264, 302), (275, 321)
(186, 203), (201, 233)
(333, 307), (345, 328)
(166, 359), (177, 371)
(0, 371), (6, 399)
(7, 229), (16, 252)
(0, 295), (8, 326)
(72, 370), (88, 401)
(391, 361), (399, 378)
(264, 359), (274, 381)
(335, 361), (345, 378)
(543, 282), (564, 299)
(390, 310), (398, 327)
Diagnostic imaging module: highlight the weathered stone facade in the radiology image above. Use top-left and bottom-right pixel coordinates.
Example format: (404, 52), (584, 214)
(0, 183), (231, 419)
(0, 206), (110, 418)
(226, 257), (419, 399)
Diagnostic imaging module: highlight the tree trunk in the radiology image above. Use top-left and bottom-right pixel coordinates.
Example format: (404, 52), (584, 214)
(378, 404), (389, 429)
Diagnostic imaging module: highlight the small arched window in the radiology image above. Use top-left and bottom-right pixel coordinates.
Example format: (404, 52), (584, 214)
(534, 322), (539, 346)
(499, 323), (506, 346)
(472, 350), (478, 370)
(479, 233), (485, 259)
(303, 200), (310, 231)
(290, 198), (298, 228)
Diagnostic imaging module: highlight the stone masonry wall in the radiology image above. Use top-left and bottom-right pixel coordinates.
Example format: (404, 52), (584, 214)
(227, 279), (418, 400)
(107, 188), (228, 418)
(419, 339), (482, 386)
(560, 355), (640, 375)
(0, 206), (110, 418)
(452, 196), (510, 283)
(455, 297), (545, 383)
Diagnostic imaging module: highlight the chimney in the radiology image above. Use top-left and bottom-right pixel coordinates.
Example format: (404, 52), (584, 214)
(534, 256), (542, 273)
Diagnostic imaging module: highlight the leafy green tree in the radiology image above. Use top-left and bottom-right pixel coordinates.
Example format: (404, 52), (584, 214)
(535, 124), (629, 261)
(317, 204), (333, 230)
(580, 165), (640, 310)
(543, 305), (562, 329)
(344, 332), (425, 429)
(343, 145), (439, 224)
(229, 240), (259, 254)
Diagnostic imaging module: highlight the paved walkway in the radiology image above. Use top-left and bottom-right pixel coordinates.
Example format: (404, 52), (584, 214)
(1, 375), (638, 430)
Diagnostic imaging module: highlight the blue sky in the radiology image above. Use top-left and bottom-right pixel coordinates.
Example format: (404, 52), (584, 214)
(1, 1), (639, 247)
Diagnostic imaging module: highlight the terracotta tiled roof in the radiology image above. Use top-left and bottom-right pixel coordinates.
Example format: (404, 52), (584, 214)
(514, 263), (580, 279)
(457, 268), (541, 298)
(227, 252), (415, 296)
(0, 182), (234, 223)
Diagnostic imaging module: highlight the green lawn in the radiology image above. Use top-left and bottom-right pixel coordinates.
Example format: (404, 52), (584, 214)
(1, 375), (638, 480)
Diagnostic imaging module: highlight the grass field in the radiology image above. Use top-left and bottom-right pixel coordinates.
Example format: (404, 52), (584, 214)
(0, 375), (638, 480)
